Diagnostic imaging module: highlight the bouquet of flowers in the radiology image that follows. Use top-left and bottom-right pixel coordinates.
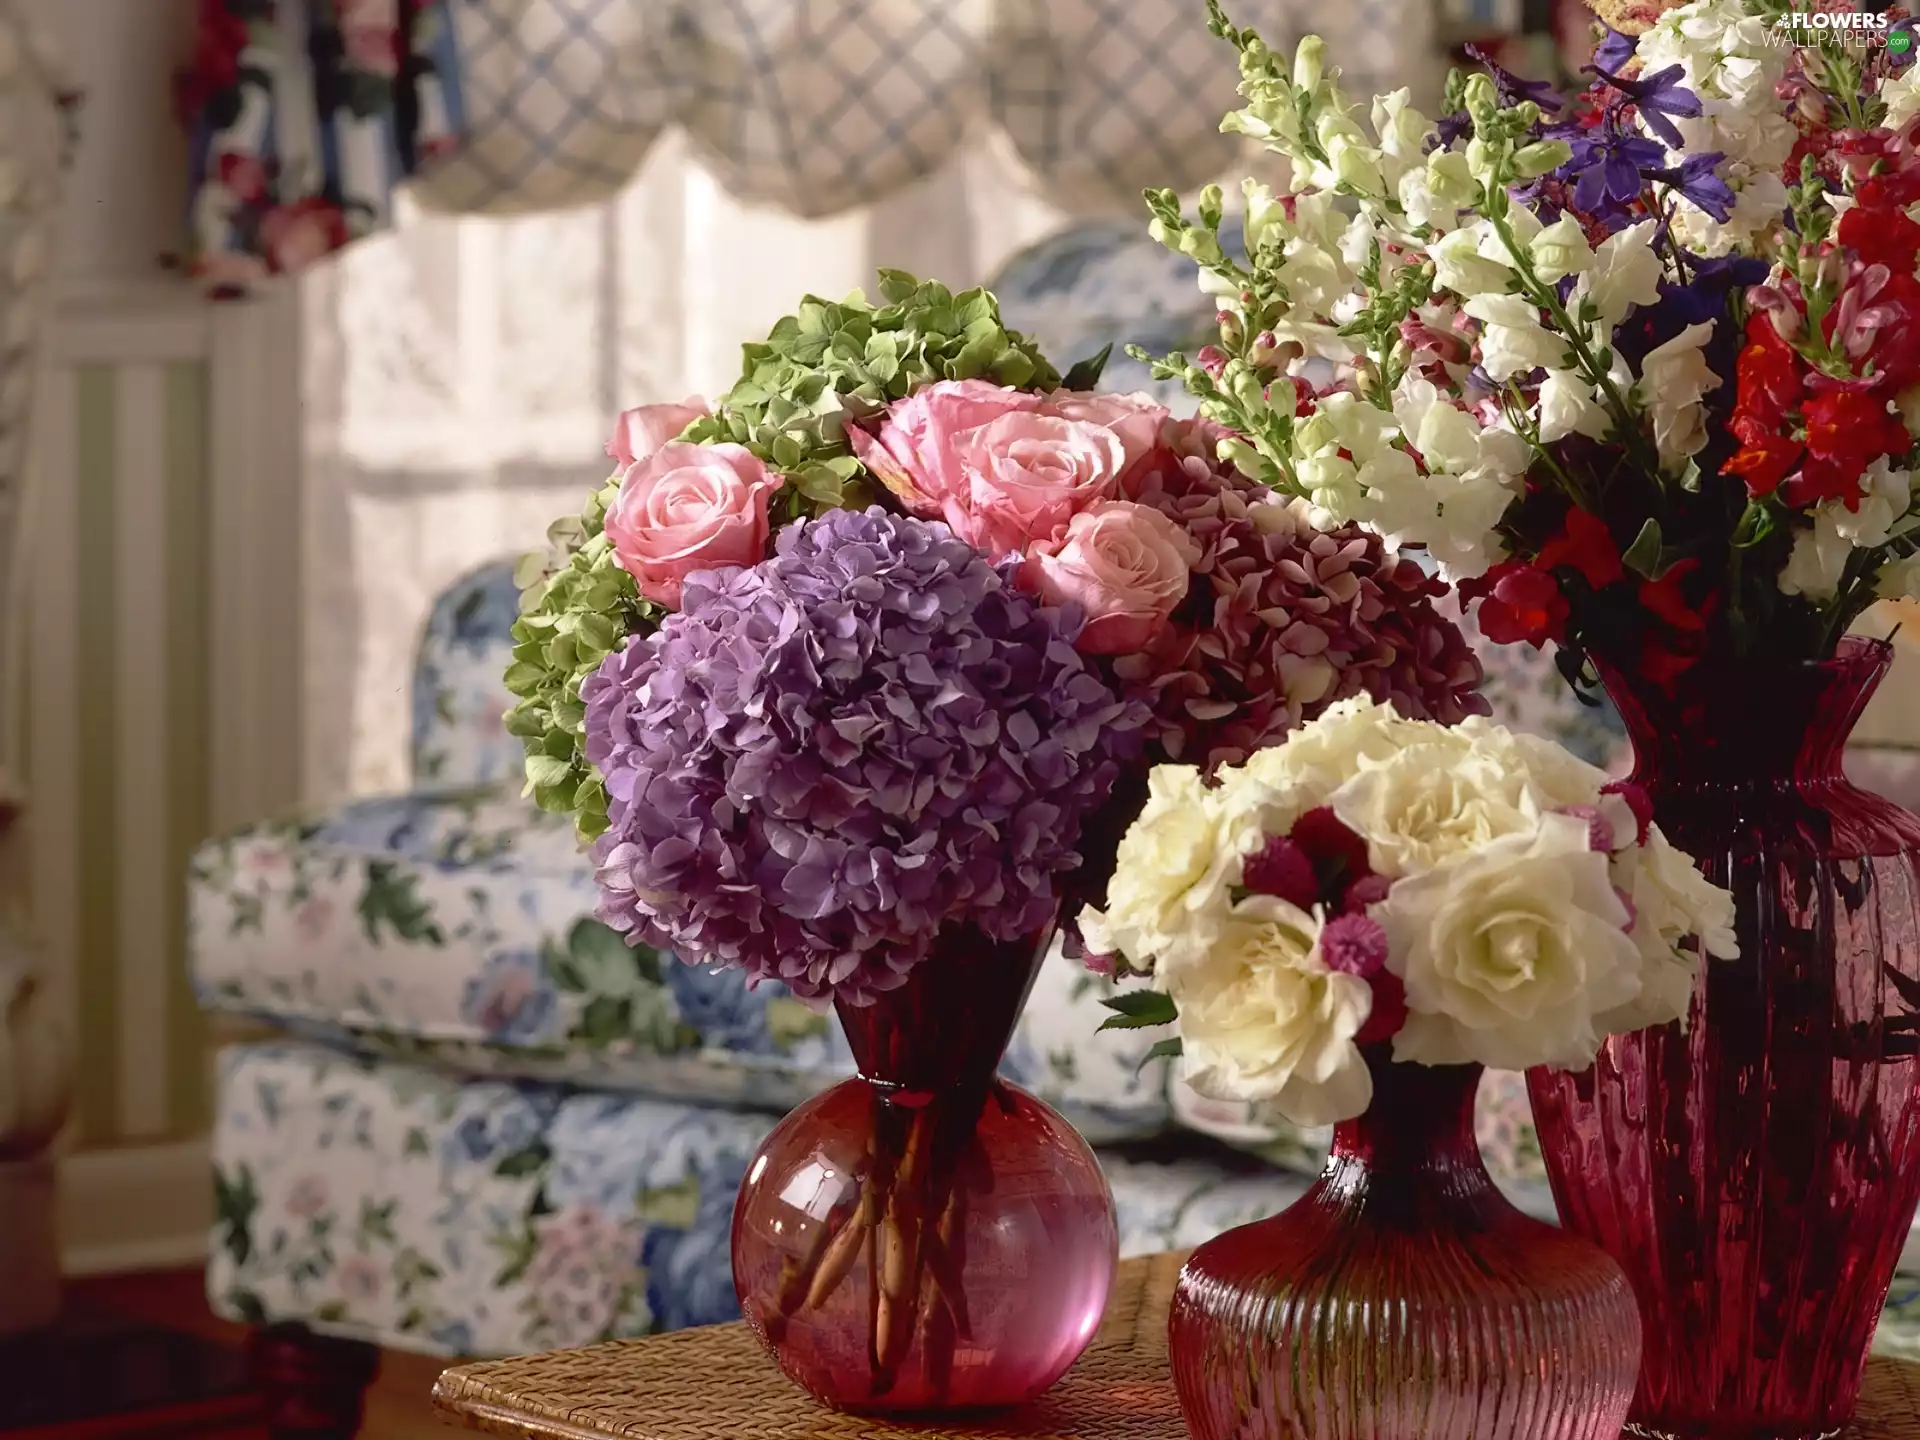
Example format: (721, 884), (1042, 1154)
(1149, 0), (1920, 688)
(507, 272), (1491, 987)
(505, 274), (1494, 1395)
(1085, 698), (1738, 1125)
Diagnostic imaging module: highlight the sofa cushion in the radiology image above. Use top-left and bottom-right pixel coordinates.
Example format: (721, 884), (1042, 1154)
(208, 1040), (1920, 1361)
(411, 560), (525, 791)
(189, 785), (1173, 1142)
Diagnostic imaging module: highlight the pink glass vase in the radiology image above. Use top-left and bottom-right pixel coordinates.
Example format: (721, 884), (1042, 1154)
(1169, 1047), (1641, 1440)
(730, 923), (1118, 1412)
(1528, 637), (1920, 1440)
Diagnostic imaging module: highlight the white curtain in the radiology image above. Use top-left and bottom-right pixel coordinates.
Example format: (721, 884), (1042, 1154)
(301, 136), (1069, 802)
(299, 0), (1443, 804)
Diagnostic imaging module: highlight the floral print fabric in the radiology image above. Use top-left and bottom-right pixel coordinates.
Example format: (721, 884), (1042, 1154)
(181, 0), (463, 293)
(188, 783), (1176, 1142)
(209, 1039), (1920, 1359)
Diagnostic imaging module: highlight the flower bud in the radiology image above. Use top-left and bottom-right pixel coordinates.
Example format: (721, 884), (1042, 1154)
(1293, 35), (1326, 92)
(1466, 136), (1502, 186)
(1462, 72), (1498, 122)
(1511, 139), (1572, 180)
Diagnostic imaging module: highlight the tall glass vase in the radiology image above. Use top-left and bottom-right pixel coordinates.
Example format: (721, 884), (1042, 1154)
(730, 923), (1118, 1412)
(1169, 1048), (1641, 1440)
(1528, 637), (1920, 1440)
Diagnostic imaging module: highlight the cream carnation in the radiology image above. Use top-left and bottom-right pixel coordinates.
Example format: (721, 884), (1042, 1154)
(1379, 814), (1645, 1072)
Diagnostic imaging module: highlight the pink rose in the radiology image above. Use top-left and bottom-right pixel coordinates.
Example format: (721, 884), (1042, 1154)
(1019, 501), (1200, 654)
(958, 414), (1132, 556)
(604, 443), (782, 608)
(607, 398), (709, 469)
(1041, 391), (1169, 482)
(848, 379), (1041, 515)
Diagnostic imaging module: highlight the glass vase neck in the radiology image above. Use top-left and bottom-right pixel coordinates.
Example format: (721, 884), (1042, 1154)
(1324, 1048), (1487, 1202)
(832, 924), (1052, 1098)
(1595, 636), (1890, 785)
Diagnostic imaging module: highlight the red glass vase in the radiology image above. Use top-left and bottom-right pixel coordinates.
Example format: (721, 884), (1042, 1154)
(1169, 1047), (1641, 1440)
(730, 924), (1118, 1412)
(1528, 637), (1920, 1440)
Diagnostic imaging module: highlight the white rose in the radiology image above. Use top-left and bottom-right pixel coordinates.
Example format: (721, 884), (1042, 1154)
(1453, 716), (1611, 812)
(1330, 736), (1540, 876)
(1083, 766), (1237, 968)
(1162, 895), (1374, 1127)
(1380, 815), (1645, 1072)
(1244, 697), (1424, 801)
(1597, 826), (1737, 1035)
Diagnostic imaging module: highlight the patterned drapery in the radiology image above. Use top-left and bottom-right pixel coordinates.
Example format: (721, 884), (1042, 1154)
(181, 0), (1449, 289)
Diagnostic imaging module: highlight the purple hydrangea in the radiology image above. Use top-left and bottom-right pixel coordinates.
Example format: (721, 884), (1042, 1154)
(582, 507), (1146, 1006)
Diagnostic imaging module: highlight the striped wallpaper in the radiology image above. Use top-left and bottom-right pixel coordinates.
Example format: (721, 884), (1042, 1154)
(28, 284), (303, 1157)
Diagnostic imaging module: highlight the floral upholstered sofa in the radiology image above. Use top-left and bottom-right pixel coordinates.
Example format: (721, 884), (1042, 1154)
(189, 226), (1920, 1399)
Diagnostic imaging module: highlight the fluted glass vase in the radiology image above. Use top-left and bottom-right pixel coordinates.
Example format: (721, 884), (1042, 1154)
(730, 923), (1118, 1412)
(1528, 637), (1920, 1440)
(1169, 1047), (1641, 1440)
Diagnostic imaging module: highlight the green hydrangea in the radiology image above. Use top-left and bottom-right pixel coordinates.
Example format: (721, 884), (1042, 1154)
(503, 271), (1073, 844)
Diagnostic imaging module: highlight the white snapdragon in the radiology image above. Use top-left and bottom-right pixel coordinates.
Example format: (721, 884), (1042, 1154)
(1529, 215), (1596, 283)
(1575, 220), (1665, 331)
(1362, 378), (1527, 580)
(1537, 370), (1611, 444)
(1637, 322), (1719, 469)
(1887, 66), (1920, 133)
(1371, 88), (1434, 186)
(1429, 221), (1513, 296)
(1778, 519), (1852, 603)
(1782, 461), (1918, 603)
(1463, 293), (1570, 381)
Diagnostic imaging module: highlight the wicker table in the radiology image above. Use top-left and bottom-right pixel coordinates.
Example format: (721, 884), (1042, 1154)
(434, 1251), (1920, 1439)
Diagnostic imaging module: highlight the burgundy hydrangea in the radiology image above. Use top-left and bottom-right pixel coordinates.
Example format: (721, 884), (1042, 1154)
(581, 507), (1146, 1005)
(1113, 420), (1490, 767)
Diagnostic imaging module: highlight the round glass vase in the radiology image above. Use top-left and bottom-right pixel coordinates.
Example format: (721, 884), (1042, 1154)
(1168, 1046), (1642, 1440)
(1527, 637), (1920, 1440)
(730, 924), (1118, 1412)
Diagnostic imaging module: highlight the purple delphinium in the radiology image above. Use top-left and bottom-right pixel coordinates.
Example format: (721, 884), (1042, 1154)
(582, 507), (1147, 1006)
(1589, 63), (1702, 150)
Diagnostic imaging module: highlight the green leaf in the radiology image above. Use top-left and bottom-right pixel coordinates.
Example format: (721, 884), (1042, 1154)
(1137, 1036), (1184, 1072)
(525, 754), (574, 791)
(1098, 990), (1179, 1030)
(876, 269), (920, 304)
(495, 1142), (553, 1180)
(1621, 519), (1666, 580)
(1061, 343), (1114, 392)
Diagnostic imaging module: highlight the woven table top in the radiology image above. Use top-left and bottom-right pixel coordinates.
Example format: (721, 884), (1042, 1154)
(433, 1251), (1920, 1440)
